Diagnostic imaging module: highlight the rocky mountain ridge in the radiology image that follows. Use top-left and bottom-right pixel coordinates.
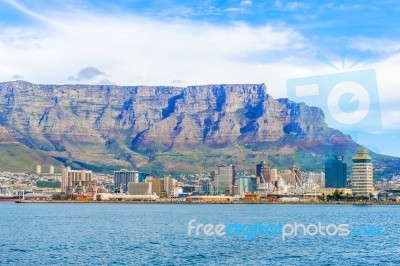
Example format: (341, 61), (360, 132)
(0, 81), (396, 175)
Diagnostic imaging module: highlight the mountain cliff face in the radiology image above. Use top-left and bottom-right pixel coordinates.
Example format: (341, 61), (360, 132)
(0, 81), (384, 174)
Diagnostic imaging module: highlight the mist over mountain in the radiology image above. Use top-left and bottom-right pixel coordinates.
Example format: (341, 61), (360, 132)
(0, 81), (397, 176)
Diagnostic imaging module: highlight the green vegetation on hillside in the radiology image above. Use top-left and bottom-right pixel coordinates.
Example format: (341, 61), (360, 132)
(0, 143), (62, 173)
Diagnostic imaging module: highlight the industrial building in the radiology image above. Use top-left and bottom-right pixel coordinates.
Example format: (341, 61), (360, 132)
(352, 148), (374, 197)
(145, 176), (177, 196)
(128, 182), (152, 195)
(61, 167), (94, 196)
(281, 165), (303, 187)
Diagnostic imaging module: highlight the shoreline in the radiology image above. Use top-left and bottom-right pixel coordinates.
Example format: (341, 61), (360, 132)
(14, 200), (400, 205)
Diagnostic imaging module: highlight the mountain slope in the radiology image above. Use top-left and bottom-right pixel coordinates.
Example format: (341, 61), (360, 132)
(0, 81), (397, 176)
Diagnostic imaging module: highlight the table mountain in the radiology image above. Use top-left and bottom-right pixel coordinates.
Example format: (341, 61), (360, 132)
(0, 81), (397, 175)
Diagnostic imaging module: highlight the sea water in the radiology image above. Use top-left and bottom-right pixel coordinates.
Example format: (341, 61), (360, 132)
(0, 203), (399, 265)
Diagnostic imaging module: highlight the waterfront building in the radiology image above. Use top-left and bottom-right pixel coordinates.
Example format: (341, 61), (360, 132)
(145, 177), (177, 196)
(128, 182), (152, 195)
(352, 148), (374, 197)
(325, 156), (347, 188)
(186, 195), (235, 203)
(114, 169), (139, 193)
(61, 167), (93, 195)
(318, 188), (352, 196)
(211, 164), (235, 195)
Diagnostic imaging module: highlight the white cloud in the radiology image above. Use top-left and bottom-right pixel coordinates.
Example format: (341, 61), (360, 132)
(11, 74), (23, 79)
(274, 1), (310, 11)
(224, 7), (245, 13)
(349, 37), (400, 56)
(172, 79), (186, 85)
(67, 66), (107, 82)
(0, 11), (306, 89)
(240, 0), (252, 7)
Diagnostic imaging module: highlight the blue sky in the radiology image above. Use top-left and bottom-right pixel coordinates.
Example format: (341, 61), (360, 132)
(0, 0), (399, 157)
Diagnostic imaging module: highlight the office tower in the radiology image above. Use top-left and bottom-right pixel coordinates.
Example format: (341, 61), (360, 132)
(256, 161), (271, 183)
(212, 164), (235, 195)
(114, 169), (139, 193)
(325, 156), (347, 188)
(352, 148), (373, 197)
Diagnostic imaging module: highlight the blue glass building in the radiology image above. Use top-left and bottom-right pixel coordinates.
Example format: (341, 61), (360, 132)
(325, 156), (347, 188)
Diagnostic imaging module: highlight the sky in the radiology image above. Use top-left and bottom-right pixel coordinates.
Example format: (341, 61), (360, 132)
(0, 0), (399, 157)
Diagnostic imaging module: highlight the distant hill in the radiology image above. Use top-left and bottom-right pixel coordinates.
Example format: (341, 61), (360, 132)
(0, 81), (398, 177)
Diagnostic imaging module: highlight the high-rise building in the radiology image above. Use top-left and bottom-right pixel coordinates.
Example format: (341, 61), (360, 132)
(256, 161), (271, 183)
(114, 169), (139, 193)
(325, 156), (347, 188)
(212, 165), (235, 195)
(352, 148), (373, 197)
(238, 176), (257, 194)
(61, 167), (93, 195)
